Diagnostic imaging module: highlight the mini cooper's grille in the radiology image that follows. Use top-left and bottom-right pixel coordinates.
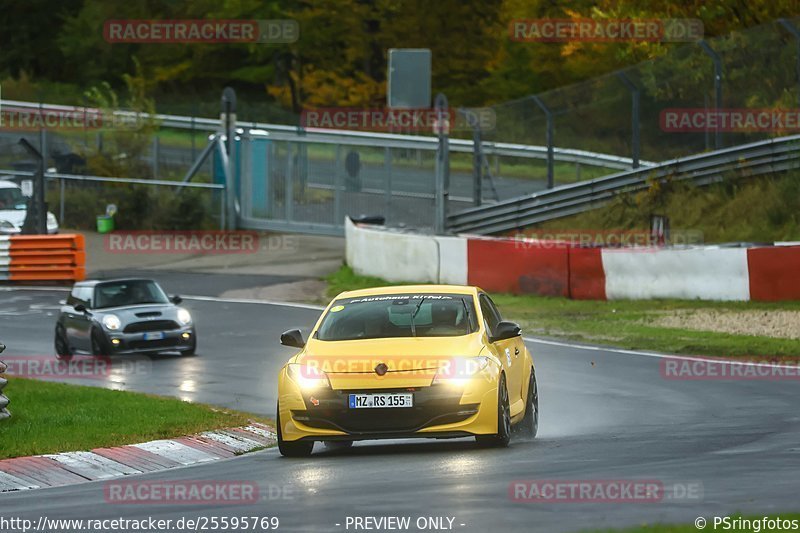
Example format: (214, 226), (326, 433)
(123, 320), (180, 333)
(129, 338), (186, 350)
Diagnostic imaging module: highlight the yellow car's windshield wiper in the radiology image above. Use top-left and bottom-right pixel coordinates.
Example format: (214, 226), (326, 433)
(410, 296), (426, 337)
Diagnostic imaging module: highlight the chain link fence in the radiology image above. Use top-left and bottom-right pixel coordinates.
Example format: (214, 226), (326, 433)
(481, 17), (800, 192)
(2, 18), (799, 234)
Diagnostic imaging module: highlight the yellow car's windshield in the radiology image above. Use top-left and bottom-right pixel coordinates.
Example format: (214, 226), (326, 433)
(316, 294), (478, 341)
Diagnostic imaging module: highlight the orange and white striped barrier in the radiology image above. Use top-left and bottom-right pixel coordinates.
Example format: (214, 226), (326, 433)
(0, 234), (86, 283)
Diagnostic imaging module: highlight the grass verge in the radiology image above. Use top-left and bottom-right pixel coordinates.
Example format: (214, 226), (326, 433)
(584, 514), (800, 532)
(325, 266), (800, 358)
(0, 377), (271, 460)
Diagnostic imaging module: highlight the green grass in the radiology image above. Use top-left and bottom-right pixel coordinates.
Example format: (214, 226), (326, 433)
(0, 377), (271, 460)
(325, 266), (800, 358)
(538, 171), (800, 243)
(584, 514), (800, 532)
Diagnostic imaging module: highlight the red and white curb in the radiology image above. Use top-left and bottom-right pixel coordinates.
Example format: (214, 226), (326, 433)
(0, 423), (275, 493)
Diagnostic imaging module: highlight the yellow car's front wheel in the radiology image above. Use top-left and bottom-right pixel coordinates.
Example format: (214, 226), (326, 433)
(476, 374), (511, 447)
(277, 402), (314, 457)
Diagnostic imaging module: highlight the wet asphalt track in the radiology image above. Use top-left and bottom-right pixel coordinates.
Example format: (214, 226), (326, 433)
(2, 288), (800, 532)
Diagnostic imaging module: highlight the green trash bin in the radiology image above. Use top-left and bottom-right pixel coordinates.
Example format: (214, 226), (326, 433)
(96, 215), (115, 234)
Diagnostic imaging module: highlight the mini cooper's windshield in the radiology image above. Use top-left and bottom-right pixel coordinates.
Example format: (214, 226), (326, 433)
(94, 280), (170, 309)
(315, 294), (478, 341)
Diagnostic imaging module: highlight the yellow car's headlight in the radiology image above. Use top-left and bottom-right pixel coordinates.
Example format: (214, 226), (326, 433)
(287, 363), (331, 390)
(433, 356), (490, 386)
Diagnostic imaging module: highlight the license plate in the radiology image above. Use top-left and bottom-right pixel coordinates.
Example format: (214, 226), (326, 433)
(143, 332), (165, 341)
(349, 393), (413, 409)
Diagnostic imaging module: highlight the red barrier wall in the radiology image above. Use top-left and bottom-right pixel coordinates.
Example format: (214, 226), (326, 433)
(568, 247), (606, 300)
(747, 246), (800, 301)
(467, 238), (569, 296)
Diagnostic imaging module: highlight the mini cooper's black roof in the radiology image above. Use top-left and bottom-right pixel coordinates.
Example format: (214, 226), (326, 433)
(73, 278), (158, 288)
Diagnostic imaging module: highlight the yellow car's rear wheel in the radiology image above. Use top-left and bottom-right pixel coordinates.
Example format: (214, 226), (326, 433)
(476, 373), (511, 447)
(276, 402), (314, 457)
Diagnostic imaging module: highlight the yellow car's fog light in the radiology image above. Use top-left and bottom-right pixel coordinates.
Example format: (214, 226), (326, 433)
(433, 356), (490, 386)
(287, 363), (331, 390)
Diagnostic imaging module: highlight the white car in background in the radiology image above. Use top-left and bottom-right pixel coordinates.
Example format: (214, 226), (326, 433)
(0, 180), (59, 234)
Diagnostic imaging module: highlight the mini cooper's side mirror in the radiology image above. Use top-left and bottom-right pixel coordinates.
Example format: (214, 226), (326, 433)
(491, 321), (522, 342)
(171, 295), (183, 304)
(280, 328), (305, 348)
(74, 304), (87, 313)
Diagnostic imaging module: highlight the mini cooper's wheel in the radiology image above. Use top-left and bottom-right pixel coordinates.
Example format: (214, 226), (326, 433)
(516, 369), (538, 438)
(277, 403), (314, 457)
(90, 328), (111, 357)
(54, 325), (73, 361)
(476, 373), (511, 448)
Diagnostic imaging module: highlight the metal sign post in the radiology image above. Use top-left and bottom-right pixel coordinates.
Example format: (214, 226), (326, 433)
(18, 138), (48, 234)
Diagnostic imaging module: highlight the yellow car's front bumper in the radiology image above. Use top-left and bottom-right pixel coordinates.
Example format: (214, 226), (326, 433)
(277, 366), (501, 442)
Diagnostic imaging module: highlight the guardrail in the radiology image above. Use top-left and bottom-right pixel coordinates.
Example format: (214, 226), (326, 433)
(448, 134), (800, 235)
(0, 342), (8, 421)
(0, 234), (86, 282)
(2, 99), (651, 170)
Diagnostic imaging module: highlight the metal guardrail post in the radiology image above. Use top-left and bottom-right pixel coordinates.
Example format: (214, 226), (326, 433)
(531, 96), (554, 188)
(699, 40), (723, 150)
(285, 142), (295, 223)
(334, 145), (343, 225)
(152, 135), (160, 179)
(384, 147), (393, 220)
(779, 19), (800, 108)
(0, 343), (9, 421)
(616, 71), (641, 169)
(459, 108), (484, 207)
(434, 93), (450, 234)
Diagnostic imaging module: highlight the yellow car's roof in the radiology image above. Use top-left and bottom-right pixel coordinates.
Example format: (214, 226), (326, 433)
(336, 284), (479, 299)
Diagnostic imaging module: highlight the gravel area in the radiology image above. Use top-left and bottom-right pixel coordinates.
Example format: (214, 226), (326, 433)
(650, 309), (800, 339)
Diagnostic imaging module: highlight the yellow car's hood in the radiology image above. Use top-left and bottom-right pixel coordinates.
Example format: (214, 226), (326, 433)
(295, 333), (486, 389)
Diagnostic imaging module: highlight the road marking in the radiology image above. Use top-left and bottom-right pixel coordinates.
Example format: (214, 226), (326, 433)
(181, 294), (325, 311)
(4, 286), (794, 370)
(524, 336), (800, 370)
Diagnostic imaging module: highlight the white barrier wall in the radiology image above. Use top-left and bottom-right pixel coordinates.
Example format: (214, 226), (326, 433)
(602, 247), (751, 301)
(345, 219), (468, 285)
(434, 236), (468, 285)
(345, 218), (440, 283)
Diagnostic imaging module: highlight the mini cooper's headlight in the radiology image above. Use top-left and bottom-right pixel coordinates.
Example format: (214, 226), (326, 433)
(102, 314), (121, 330)
(433, 356), (491, 386)
(177, 308), (192, 325)
(287, 363), (331, 390)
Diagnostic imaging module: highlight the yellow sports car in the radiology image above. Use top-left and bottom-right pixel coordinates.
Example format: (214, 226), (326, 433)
(275, 285), (538, 457)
